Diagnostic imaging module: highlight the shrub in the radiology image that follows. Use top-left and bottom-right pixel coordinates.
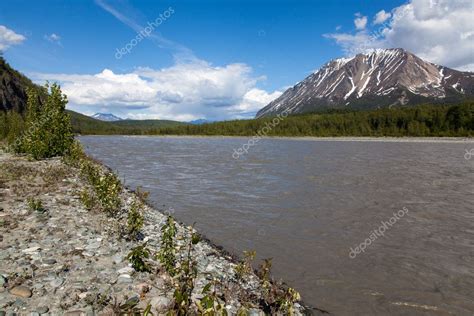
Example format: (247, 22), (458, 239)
(127, 199), (144, 240)
(171, 226), (200, 315)
(94, 173), (121, 214)
(126, 243), (151, 272)
(197, 279), (228, 315)
(62, 140), (87, 167)
(157, 216), (177, 276)
(78, 159), (121, 214)
(235, 250), (256, 280)
(13, 84), (74, 159)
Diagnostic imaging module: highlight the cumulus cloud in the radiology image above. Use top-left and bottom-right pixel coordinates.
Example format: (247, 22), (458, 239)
(30, 61), (282, 121)
(0, 25), (25, 51)
(373, 10), (391, 25)
(354, 14), (368, 30)
(325, 0), (474, 71)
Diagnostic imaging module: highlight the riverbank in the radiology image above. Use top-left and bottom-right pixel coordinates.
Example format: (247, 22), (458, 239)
(0, 149), (309, 315)
(92, 134), (474, 143)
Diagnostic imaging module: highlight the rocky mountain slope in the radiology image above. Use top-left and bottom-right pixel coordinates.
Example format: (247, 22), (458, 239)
(0, 57), (42, 113)
(257, 48), (474, 117)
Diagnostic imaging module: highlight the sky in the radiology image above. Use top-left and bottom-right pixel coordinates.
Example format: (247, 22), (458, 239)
(0, 0), (473, 121)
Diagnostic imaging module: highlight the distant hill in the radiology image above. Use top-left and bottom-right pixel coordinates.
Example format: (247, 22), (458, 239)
(67, 110), (186, 135)
(257, 48), (474, 117)
(92, 113), (123, 121)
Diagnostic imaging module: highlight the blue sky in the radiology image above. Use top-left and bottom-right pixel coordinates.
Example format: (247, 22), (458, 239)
(0, 0), (472, 120)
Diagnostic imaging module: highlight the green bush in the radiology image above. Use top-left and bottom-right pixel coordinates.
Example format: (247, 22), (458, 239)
(78, 159), (122, 214)
(157, 216), (177, 276)
(12, 83), (74, 159)
(127, 199), (144, 240)
(127, 243), (151, 272)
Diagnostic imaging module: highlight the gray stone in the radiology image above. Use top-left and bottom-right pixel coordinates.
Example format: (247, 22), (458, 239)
(30, 312), (40, 316)
(150, 296), (173, 312)
(64, 311), (85, 316)
(37, 307), (49, 314)
(50, 278), (64, 288)
(117, 267), (134, 275)
(85, 241), (101, 250)
(117, 274), (132, 284)
(0, 276), (6, 286)
(42, 258), (56, 265)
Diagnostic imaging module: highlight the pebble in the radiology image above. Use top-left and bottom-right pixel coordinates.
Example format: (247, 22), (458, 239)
(117, 267), (134, 275)
(50, 278), (64, 288)
(37, 307), (49, 314)
(22, 246), (41, 254)
(9, 286), (32, 298)
(42, 258), (56, 265)
(64, 311), (86, 316)
(117, 274), (132, 284)
(0, 276), (6, 286)
(150, 296), (173, 312)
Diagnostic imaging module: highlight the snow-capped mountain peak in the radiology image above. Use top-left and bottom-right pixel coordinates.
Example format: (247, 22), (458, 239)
(91, 113), (123, 121)
(257, 48), (474, 118)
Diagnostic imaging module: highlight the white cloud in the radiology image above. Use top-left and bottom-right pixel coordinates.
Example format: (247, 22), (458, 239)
(325, 0), (474, 71)
(373, 10), (391, 25)
(0, 25), (25, 51)
(354, 14), (368, 30)
(30, 61), (282, 121)
(44, 33), (62, 45)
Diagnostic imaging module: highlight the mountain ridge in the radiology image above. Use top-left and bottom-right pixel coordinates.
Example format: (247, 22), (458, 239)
(257, 48), (474, 117)
(91, 113), (123, 121)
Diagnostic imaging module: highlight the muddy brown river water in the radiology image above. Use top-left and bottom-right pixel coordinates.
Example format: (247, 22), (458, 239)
(79, 136), (474, 316)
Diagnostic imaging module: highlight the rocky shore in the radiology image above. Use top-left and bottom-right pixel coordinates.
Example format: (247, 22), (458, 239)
(0, 150), (307, 315)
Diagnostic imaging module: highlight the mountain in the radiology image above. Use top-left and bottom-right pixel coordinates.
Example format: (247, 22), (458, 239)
(188, 119), (210, 125)
(256, 48), (474, 117)
(68, 110), (186, 134)
(92, 113), (123, 121)
(0, 56), (44, 113)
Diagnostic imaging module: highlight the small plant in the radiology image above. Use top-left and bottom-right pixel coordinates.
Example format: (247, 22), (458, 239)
(171, 226), (200, 315)
(62, 140), (86, 167)
(257, 258), (272, 291)
(80, 188), (96, 210)
(197, 279), (228, 316)
(126, 243), (151, 272)
(157, 216), (177, 276)
(135, 186), (150, 202)
(235, 250), (256, 280)
(27, 197), (45, 213)
(236, 307), (250, 316)
(94, 173), (122, 214)
(127, 199), (144, 240)
(79, 159), (122, 214)
(276, 287), (301, 315)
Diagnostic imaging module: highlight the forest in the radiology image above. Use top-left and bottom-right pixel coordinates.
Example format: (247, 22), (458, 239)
(2, 102), (473, 139)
